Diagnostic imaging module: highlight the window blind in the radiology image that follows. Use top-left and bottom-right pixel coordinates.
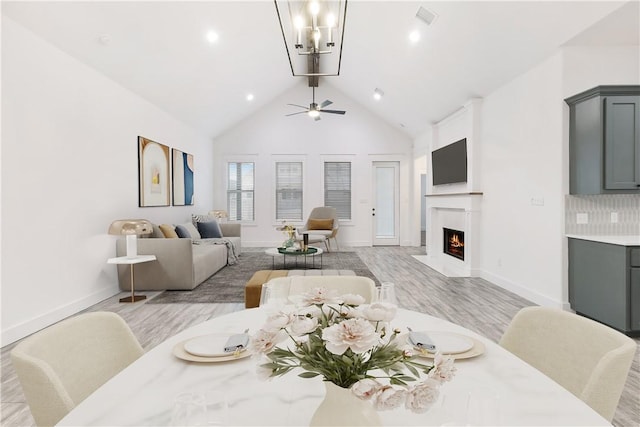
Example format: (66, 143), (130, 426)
(276, 162), (303, 220)
(324, 162), (351, 220)
(227, 162), (254, 221)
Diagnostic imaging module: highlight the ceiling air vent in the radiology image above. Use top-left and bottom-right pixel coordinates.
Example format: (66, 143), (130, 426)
(416, 6), (437, 26)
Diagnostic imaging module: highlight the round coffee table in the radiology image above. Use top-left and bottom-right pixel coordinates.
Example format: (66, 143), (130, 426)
(265, 246), (324, 269)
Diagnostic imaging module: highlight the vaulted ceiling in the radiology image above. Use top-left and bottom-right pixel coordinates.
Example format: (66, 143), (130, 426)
(3, 1), (638, 139)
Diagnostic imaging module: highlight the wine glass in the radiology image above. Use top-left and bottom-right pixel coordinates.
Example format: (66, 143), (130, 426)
(378, 282), (397, 305)
(171, 392), (207, 426)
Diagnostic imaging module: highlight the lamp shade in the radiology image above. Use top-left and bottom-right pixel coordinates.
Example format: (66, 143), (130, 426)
(108, 219), (153, 236)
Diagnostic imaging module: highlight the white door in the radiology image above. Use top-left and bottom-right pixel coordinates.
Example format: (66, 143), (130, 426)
(372, 161), (400, 246)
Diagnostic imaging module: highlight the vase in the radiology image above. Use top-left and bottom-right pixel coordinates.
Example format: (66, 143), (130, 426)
(310, 382), (381, 427)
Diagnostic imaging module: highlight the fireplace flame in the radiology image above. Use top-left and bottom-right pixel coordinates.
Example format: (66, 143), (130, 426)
(449, 234), (464, 248)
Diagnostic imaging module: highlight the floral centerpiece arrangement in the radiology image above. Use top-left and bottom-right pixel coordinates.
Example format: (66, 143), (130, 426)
(276, 221), (297, 248)
(251, 288), (456, 415)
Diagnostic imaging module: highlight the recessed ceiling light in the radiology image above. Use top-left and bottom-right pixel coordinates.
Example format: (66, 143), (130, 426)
(246, 93), (254, 101)
(409, 30), (420, 43)
(373, 88), (384, 101)
(206, 30), (219, 44)
(98, 34), (111, 45)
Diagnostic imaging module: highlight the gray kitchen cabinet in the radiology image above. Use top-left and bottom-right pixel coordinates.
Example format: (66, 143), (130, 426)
(565, 85), (640, 195)
(568, 238), (640, 335)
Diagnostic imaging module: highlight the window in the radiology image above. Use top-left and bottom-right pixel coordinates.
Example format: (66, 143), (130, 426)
(227, 162), (254, 221)
(276, 162), (303, 220)
(324, 162), (351, 220)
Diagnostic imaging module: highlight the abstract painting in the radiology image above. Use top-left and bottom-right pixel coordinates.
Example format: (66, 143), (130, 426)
(172, 148), (194, 206)
(138, 136), (170, 207)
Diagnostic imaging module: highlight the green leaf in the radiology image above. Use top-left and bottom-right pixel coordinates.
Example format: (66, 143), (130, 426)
(298, 371), (321, 378)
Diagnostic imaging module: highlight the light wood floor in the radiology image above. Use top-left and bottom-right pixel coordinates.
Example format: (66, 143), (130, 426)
(2, 247), (638, 426)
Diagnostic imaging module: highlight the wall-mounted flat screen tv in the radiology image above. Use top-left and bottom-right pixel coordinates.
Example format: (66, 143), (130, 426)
(431, 138), (467, 185)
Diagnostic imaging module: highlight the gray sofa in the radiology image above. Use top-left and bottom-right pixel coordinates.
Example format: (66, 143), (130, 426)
(115, 223), (241, 291)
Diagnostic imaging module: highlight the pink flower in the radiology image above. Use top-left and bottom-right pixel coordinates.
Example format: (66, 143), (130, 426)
(321, 318), (379, 355)
(362, 302), (397, 322)
(263, 311), (295, 332)
(250, 329), (286, 354)
(405, 378), (441, 413)
(429, 352), (456, 383)
(352, 379), (382, 400)
(340, 293), (366, 306)
(373, 385), (407, 410)
(290, 316), (318, 335)
(301, 287), (340, 305)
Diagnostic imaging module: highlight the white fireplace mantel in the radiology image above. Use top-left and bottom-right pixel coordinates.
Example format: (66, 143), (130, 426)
(419, 192), (483, 277)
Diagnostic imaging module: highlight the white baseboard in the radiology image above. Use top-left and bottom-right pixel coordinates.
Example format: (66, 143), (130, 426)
(1, 286), (117, 347)
(480, 270), (567, 309)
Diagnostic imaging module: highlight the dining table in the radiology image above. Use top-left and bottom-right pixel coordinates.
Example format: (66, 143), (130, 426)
(57, 307), (611, 426)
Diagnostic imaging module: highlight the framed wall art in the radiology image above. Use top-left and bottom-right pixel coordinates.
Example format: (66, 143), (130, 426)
(138, 136), (170, 207)
(172, 148), (194, 206)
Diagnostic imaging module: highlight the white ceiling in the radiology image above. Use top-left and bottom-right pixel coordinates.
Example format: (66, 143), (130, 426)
(3, 1), (639, 139)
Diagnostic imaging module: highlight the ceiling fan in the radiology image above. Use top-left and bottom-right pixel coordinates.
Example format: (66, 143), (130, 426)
(286, 87), (346, 121)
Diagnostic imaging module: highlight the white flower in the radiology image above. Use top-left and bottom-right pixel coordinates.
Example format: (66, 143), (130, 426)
(290, 316), (318, 335)
(428, 352), (456, 383)
(301, 287), (340, 305)
(340, 293), (366, 306)
(263, 311), (296, 332)
(405, 378), (441, 413)
(373, 385), (407, 411)
(255, 356), (274, 381)
(250, 329), (287, 354)
(321, 318), (380, 355)
(352, 379), (382, 400)
(297, 305), (322, 318)
(362, 302), (397, 322)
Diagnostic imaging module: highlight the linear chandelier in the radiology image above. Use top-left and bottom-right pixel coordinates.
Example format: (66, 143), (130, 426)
(274, 0), (347, 77)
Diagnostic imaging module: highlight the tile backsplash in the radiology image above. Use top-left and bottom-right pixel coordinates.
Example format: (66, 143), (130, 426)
(565, 194), (640, 235)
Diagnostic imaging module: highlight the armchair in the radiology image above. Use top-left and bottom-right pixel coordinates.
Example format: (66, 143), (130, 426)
(298, 206), (339, 251)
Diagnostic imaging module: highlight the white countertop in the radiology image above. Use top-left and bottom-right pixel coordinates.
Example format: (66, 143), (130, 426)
(566, 234), (640, 246)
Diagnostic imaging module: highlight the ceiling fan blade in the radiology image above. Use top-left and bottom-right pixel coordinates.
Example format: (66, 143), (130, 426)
(285, 111), (309, 116)
(320, 109), (346, 115)
(320, 100), (333, 108)
(287, 103), (309, 110)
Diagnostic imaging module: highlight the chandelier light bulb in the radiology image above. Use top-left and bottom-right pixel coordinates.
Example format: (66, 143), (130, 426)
(309, 1), (320, 16)
(326, 13), (336, 28)
(294, 15), (304, 29)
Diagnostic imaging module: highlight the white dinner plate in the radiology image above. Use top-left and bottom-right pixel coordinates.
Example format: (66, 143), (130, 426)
(173, 340), (252, 363)
(413, 331), (474, 354)
(183, 333), (247, 357)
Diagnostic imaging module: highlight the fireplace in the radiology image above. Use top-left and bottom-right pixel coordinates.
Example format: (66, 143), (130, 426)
(443, 228), (464, 261)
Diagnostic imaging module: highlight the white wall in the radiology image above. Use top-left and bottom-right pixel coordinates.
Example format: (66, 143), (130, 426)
(212, 81), (414, 247)
(1, 17), (214, 345)
(480, 52), (566, 307)
(416, 44), (640, 309)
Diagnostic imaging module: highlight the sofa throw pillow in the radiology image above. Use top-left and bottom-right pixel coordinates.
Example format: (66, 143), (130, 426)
(151, 223), (165, 238)
(197, 220), (223, 238)
(308, 218), (334, 230)
(181, 222), (201, 240)
(174, 224), (191, 238)
(159, 224), (179, 238)
(192, 213), (216, 227)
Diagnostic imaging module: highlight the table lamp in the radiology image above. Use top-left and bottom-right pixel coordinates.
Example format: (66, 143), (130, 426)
(108, 219), (153, 258)
(209, 210), (228, 222)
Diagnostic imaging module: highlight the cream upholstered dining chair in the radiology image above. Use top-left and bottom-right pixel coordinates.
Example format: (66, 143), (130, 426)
(265, 275), (378, 304)
(499, 306), (636, 422)
(298, 206), (339, 252)
(11, 312), (144, 426)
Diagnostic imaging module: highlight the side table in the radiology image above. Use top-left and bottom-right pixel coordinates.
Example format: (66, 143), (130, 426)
(107, 255), (156, 303)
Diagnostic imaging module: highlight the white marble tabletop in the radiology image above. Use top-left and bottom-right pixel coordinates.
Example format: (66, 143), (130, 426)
(57, 308), (610, 426)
